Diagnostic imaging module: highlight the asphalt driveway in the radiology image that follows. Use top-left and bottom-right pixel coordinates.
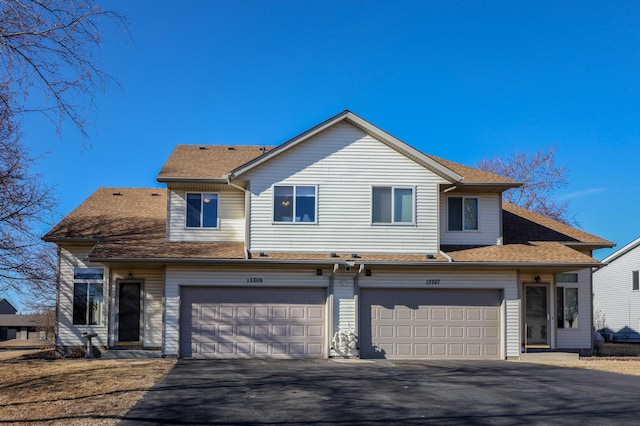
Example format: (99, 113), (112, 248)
(122, 359), (640, 425)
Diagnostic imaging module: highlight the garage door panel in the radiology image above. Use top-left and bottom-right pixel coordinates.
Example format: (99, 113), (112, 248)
(180, 287), (326, 359)
(361, 289), (501, 360)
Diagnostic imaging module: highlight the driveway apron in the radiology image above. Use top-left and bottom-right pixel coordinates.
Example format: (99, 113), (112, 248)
(121, 359), (640, 425)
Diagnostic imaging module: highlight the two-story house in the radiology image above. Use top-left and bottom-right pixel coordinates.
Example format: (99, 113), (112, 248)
(44, 111), (613, 359)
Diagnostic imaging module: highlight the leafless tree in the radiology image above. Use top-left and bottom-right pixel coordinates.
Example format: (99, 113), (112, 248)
(1, 0), (125, 142)
(0, 0), (124, 306)
(477, 146), (574, 225)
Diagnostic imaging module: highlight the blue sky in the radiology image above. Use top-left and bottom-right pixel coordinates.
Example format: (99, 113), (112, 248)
(15, 1), (640, 308)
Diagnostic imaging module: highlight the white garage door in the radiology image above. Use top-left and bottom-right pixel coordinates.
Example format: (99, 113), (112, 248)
(180, 287), (326, 359)
(360, 289), (501, 359)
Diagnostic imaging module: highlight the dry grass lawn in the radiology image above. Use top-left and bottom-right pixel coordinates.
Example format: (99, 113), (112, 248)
(522, 358), (640, 376)
(0, 355), (175, 425)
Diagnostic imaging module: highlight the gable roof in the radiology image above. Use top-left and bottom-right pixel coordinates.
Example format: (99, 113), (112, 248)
(157, 145), (273, 182)
(0, 299), (17, 315)
(154, 111), (521, 190)
(600, 236), (640, 264)
(502, 202), (613, 248)
(229, 110), (466, 182)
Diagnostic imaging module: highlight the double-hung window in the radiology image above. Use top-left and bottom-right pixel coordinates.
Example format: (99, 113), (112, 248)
(556, 274), (579, 329)
(448, 197), (478, 231)
(186, 193), (218, 228)
(73, 268), (104, 326)
(372, 186), (414, 224)
(633, 270), (639, 291)
(273, 185), (317, 223)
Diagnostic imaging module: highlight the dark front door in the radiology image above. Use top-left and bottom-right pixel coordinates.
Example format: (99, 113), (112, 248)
(118, 282), (141, 342)
(525, 285), (549, 346)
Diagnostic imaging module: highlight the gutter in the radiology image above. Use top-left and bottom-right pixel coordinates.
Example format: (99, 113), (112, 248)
(82, 255), (602, 270)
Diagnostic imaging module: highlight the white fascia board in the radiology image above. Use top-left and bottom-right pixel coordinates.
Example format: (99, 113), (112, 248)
(601, 236), (640, 264)
(229, 110), (463, 183)
(344, 113), (462, 183)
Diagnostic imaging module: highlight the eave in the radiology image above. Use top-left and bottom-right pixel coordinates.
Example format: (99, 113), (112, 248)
(229, 110), (464, 183)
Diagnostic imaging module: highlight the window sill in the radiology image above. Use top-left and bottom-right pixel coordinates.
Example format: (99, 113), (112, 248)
(371, 222), (416, 226)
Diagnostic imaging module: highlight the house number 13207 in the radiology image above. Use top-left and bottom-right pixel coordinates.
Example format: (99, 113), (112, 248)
(247, 277), (263, 283)
(425, 279), (440, 285)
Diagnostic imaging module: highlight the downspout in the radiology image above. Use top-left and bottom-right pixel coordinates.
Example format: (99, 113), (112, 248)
(328, 264), (339, 357)
(439, 251), (453, 262)
(226, 174), (251, 259)
(353, 264), (365, 353)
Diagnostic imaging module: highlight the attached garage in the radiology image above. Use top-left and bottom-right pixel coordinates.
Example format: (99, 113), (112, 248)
(180, 287), (326, 359)
(360, 288), (502, 359)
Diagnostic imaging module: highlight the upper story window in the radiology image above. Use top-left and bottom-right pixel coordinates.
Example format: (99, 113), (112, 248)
(633, 270), (639, 291)
(186, 193), (218, 228)
(73, 267), (104, 326)
(273, 185), (317, 223)
(448, 197), (478, 231)
(372, 186), (414, 224)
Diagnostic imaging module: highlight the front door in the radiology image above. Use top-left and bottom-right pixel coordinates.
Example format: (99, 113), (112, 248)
(525, 285), (550, 347)
(118, 281), (141, 342)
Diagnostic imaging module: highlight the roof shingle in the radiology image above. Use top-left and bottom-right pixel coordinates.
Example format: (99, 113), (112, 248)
(157, 145), (273, 181)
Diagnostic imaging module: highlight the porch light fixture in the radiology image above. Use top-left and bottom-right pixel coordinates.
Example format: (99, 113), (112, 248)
(534, 275), (541, 283)
(128, 272), (133, 280)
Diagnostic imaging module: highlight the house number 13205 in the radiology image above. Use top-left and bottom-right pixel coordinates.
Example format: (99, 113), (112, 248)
(247, 277), (263, 283)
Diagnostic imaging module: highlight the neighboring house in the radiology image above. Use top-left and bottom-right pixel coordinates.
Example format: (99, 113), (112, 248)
(0, 298), (17, 314)
(594, 236), (640, 342)
(44, 111), (613, 359)
(0, 299), (41, 341)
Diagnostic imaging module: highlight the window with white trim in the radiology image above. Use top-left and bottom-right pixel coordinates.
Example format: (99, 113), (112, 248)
(73, 268), (104, 326)
(448, 197), (478, 231)
(273, 185), (317, 223)
(556, 286), (578, 329)
(633, 270), (639, 291)
(372, 186), (414, 224)
(186, 193), (218, 228)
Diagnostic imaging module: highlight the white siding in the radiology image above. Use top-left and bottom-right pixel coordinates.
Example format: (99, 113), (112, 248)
(111, 269), (164, 348)
(331, 275), (356, 356)
(168, 188), (245, 242)
(243, 122), (449, 254)
(163, 267), (329, 356)
(594, 248), (640, 340)
(556, 268), (593, 349)
(358, 269), (519, 359)
(57, 244), (109, 347)
(439, 192), (502, 246)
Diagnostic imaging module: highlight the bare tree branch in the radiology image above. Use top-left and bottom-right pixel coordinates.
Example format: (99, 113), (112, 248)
(0, 1), (125, 310)
(477, 146), (576, 225)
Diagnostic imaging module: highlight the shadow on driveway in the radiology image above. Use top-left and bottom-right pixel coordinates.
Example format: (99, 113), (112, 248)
(121, 359), (640, 425)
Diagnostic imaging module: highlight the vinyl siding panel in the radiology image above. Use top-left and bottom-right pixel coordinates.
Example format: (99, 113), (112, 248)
(594, 248), (640, 340)
(111, 269), (164, 348)
(556, 268), (592, 349)
(168, 188), (245, 242)
(163, 267), (329, 356)
(440, 193), (502, 246)
(243, 122), (448, 254)
(57, 244), (109, 347)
